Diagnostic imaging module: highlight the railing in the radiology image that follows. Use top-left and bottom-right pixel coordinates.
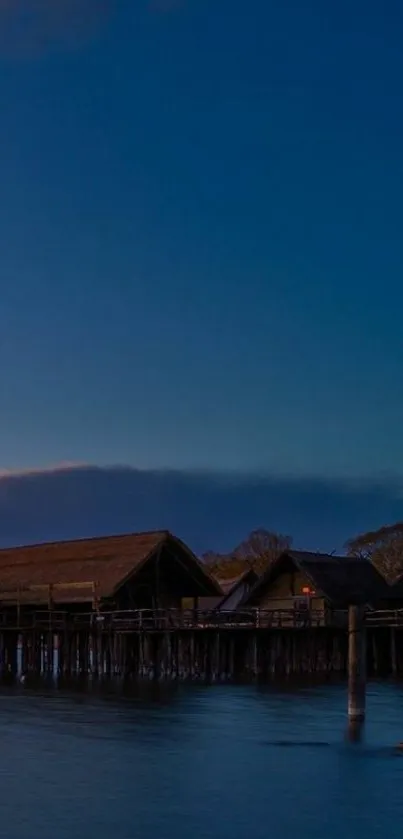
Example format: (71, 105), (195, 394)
(0, 607), (330, 631)
(366, 609), (403, 627)
(0, 607), (401, 632)
(0, 610), (69, 630)
(72, 608), (331, 631)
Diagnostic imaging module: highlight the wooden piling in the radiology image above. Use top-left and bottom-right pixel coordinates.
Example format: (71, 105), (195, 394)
(348, 605), (366, 721)
(0, 633), (4, 678)
(391, 627), (397, 675)
(46, 631), (53, 676)
(189, 632), (195, 679)
(62, 630), (70, 679)
(0, 604), (400, 689)
(251, 633), (258, 679)
(106, 633), (113, 679)
(96, 628), (103, 679)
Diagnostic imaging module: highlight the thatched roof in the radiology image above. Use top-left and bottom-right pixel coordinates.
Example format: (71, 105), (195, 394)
(241, 550), (391, 607)
(0, 530), (220, 605)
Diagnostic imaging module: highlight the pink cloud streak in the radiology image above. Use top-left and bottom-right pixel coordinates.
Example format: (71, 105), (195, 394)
(0, 461), (90, 480)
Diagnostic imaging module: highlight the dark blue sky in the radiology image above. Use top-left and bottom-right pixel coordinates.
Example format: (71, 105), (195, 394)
(1, 0), (402, 490)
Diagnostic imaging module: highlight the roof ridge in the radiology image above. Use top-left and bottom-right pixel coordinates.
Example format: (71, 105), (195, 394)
(0, 531), (221, 603)
(289, 549), (356, 560)
(0, 529), (171, 555)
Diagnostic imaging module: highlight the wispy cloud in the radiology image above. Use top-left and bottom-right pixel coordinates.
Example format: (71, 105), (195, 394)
(0, 464), (401, 554)
(0, 461), (89, 479)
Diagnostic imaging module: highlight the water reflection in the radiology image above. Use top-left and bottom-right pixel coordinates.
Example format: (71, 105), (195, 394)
(346, 718), (365, 744)
(0, 682), (403, 839)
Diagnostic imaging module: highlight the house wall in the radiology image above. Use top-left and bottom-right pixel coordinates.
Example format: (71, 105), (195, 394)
(187, 596), (222, 610)
(256, 570), (325, 612)
(117, 561), (185, 610)
(118, 583), (183, 610)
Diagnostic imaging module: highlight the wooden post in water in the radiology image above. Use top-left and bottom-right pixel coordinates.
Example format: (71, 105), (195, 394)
(348, 605), (366, 722)
(391, 627), (397, 675)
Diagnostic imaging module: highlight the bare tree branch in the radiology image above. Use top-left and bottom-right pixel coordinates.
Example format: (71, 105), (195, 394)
(203, 528), (292, 579)
(346, 522), (403, 583)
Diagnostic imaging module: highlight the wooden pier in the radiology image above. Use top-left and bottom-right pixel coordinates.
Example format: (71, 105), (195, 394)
(0, 607), (401, 686)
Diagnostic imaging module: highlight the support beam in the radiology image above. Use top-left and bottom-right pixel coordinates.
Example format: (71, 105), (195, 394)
(348, 604), (366, 721)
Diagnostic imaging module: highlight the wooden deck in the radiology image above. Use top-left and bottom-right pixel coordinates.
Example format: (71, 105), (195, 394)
(0, 607), (399, 683)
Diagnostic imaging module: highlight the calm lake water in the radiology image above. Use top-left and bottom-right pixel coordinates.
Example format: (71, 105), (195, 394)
(0, 681), (403, 839)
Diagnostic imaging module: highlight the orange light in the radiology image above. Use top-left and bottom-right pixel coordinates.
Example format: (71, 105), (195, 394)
(302, 587), (310, 594)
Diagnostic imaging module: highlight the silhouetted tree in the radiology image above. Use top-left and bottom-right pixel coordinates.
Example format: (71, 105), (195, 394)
(346, 522), (403, 583)
(233, 528), (292, 571)
(203, 528), (292, 579)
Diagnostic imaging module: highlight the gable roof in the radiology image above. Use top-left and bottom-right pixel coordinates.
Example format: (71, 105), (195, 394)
(218, 568), (259, 607)
(196, 570), (259, 612)
(241, 550), (390, 607)
(0, 530), (221, 605)
(218, 568), (258, 595)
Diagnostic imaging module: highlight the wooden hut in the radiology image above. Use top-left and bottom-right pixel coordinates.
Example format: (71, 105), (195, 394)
(0, 530), (220, 614)
(240, 550), (390, 621)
